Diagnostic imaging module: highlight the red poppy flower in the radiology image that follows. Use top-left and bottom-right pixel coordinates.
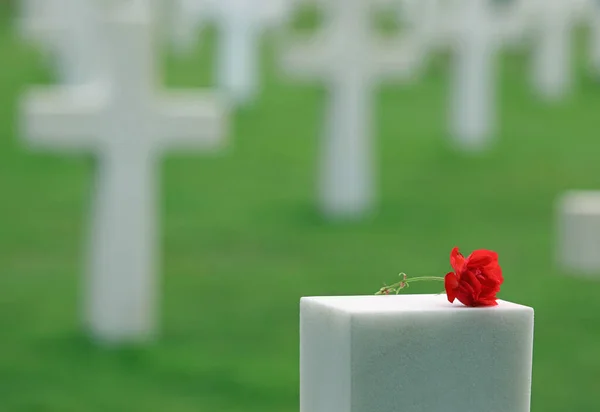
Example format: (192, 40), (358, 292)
(444, 247), (503, 307)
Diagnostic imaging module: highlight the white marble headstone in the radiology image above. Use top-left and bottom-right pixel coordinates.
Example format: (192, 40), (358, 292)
(301, 294), (535, 412)
(557, 191), (600, 275)
(21, 0), (228, 344)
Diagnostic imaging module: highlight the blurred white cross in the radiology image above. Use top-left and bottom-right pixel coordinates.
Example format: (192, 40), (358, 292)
(392, 0), (505, 151)
(427, 0), (529, 151)
(448, 0), (498, 151)
(172, 0), (292, 105)
(588, 0), (600, 74)
(170, 0), (215, 54)
(398, 0), (457, 52)
(18, 0), (104, 85)
(281, 0), (427, 219)
(493, 0), (537, 48)
(21, 0), (228, 344)
(530, 0), (575, 100)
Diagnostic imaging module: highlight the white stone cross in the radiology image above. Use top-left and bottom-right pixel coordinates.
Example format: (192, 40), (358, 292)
(171, 0), (290, 52)
(280, 0), (427, 219)
(492, 0), (537, 49)
(301, 294), (535, 412)
(424, 0), (535, 151)
(171, 0), (291, 105)
(589, 0), (600, 74)
(530, 0), (575, 100)
(21, 0), (228, 344)
(214, 0), (276, 106)
(170, 0), (215, 55)
(398, 0), (456, 52)
(17, 0), (104, 85)
(449, 0), (499, 151)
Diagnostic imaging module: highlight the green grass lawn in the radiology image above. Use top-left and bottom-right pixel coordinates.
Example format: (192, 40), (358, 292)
(1, 8), (600, 412)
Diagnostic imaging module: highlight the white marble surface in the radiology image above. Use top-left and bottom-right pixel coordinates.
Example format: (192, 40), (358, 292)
(301, 294), (534, 412)
(557, 191), (600, 275)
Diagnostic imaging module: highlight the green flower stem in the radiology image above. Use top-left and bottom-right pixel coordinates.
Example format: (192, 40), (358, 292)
(399, 276), (445, 283)
(376, 275), (445, 295)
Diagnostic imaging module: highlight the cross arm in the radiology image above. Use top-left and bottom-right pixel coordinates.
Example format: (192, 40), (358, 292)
(370, 38), (429, 81)
(20, 85), (103, 152)
(153, 91), (229, 152)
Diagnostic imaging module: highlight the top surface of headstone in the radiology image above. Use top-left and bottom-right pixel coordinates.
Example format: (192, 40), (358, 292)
(302, 294), (532, 314)
(560, 191), (600, 215)
(301, 295), (534, 412)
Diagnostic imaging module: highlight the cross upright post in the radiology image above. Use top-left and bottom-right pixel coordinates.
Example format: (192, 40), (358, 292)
(21, 0), (228, 344)
(531, 0), (574, 100)
(449, 0), (498, 150)
(215, 0), (264, 105)
(589, 0), (600, 75)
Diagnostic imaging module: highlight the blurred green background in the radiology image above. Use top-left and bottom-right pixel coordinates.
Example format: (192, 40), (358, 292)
(1, 3), (600, 411)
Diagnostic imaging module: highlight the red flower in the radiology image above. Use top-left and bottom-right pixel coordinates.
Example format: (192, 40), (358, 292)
(444, 247), (503, 307)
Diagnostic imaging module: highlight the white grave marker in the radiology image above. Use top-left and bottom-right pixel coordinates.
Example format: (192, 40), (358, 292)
(18, 0), (104, 85)
(54, 0), (105, 85)
(21, 0), (228, 343)
(434, 0), (534, 150)
(281, 0), (427, 219)
(449, 0), (498, 151)
(170, 0), (215, 55)
(590, 0), (600, 74)
(557, 191), (600, 275)
(531, 0), (574, 100)
(215, 0), (266, 105)
(172, 0), (292, 105)
(398, 0), (453, 52)
(301, 294), (535, 412)
(493, 0), (537, 49)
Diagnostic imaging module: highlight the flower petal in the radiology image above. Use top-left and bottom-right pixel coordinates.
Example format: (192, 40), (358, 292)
(444, 272), (458, 303)
(473, 297), (499, 307)
(455, 276), (478, 307)
(455, 288), (475, 307)
(466, 249), (498, 268)
(462, 270), (483, 299)
(450, 247), (465, 273)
